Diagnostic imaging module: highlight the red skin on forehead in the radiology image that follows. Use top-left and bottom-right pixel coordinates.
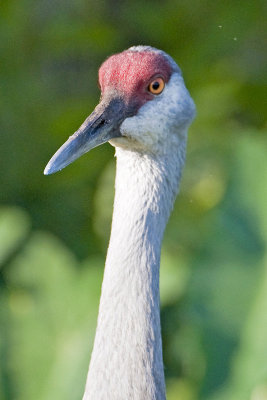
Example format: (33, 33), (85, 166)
(98, 51), (172, 107)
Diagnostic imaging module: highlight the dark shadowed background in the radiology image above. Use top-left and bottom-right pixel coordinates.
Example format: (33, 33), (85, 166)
(1, 1), (267, 399)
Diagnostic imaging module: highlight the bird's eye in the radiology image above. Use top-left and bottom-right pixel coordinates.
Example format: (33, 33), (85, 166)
(148, 77), (165, 95)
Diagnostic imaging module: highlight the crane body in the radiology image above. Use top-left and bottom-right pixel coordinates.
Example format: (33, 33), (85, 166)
(44, 46), (195, 400)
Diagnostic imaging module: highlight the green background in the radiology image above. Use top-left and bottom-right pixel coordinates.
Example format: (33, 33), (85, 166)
(1, 1), (266, 399)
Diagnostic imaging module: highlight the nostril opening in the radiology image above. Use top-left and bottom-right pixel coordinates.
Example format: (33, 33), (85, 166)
(98, 119), (107, 127)
(91, 117), (107, 131)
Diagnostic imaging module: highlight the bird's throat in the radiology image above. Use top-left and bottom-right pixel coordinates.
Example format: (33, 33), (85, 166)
(83, 144), (186, 400)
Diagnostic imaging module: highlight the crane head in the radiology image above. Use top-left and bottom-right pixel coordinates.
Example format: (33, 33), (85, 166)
(44, 46), (195, 175)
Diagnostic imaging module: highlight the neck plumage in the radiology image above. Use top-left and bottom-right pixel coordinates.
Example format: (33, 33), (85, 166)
(83, 141), (186, 400)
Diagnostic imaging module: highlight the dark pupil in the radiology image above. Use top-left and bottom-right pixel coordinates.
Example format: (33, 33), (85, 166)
(152, 81), (160, 90)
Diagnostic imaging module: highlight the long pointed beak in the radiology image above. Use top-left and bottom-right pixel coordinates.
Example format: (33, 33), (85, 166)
(44, 96), (127, 175)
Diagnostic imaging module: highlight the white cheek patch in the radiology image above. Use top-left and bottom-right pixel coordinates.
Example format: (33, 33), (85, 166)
(119, 73), (195, 153)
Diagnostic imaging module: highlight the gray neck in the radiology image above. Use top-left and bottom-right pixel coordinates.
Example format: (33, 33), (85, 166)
(83, 143), (186, 400)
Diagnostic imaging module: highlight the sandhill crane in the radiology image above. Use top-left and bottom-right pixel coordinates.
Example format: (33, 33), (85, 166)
(44, 46), (195, 400)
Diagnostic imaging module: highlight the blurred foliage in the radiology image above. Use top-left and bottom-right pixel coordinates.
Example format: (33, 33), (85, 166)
(0, 0), (267, 399)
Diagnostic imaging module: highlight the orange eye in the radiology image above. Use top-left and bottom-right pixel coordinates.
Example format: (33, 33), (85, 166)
(148, 77), (165, 95)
